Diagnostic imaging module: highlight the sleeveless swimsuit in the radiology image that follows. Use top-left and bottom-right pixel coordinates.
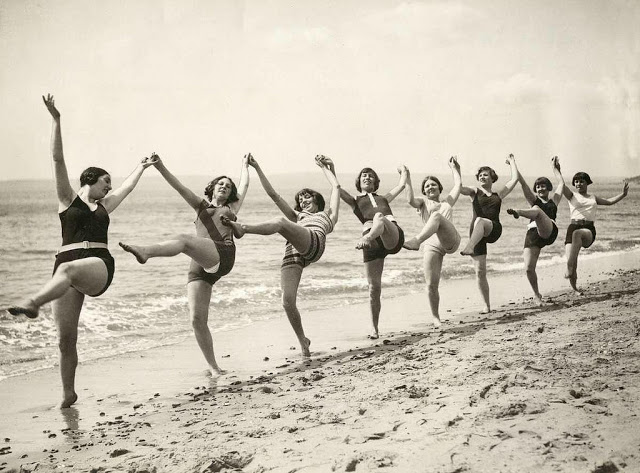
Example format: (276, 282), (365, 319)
(354, 193), (404, 263)
(524, 197), (558, 249)
(564, 193), (597, 247)
(282, 211), (334, 269)
(419, 199), (460, 256)
(187, 200), (237, 285)
(469, 191), (502, 256)
(54, 195), (115, 297)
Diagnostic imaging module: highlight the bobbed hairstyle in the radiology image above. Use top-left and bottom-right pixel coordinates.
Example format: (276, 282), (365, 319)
(475, 166), (499, 183)
(572, 172), (593, 186)
(80, 167), (109, 187)
(533, 177), (553, 191)
(421, 175), (443, 194)
(204, 175), (239, 203)
(294, 188), (325, 212)
(355, 167), (380, 192)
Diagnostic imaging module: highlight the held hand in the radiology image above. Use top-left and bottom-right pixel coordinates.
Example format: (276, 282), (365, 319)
(141, 153), (159, 169)
(397, 165), (408, 174)
(622, 180), (629, 197)
(505, 153), (515, 165)
(243, 153), (252, 167)
(449, 155), (460, 171)
(551, 156), (561, 171)
(42, 94), (61, 120)
(247, 154), (258, 168)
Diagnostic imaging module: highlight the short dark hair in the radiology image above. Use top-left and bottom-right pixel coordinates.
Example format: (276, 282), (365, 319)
(80, 167), (109, 186)
(572, 172), (593, 186)
(421, 175), (443, 194)
(355, 167), (380, 192)
(475, 166), (498, 183)
(294, 188), (325, 212)
(204, 176), (239, 203)
(533, 177), (553, 191)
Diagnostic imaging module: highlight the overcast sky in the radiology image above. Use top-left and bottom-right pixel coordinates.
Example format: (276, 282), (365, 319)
(1, 0), (639, 183)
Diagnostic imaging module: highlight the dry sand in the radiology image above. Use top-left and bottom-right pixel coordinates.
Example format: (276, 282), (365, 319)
(1, 256), (640, 472)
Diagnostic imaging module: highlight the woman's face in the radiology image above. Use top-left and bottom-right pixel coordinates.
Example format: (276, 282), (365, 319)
(359, 172), (377, 193)
(573, 178), (589, 193)
(90, 174), (112, 199)
(477, 170), (492, 186)
(298, 192), (319, 213)
(423, 179), (441, 200)
(534, 182), (550, 199)
(213, 178), (234, 202)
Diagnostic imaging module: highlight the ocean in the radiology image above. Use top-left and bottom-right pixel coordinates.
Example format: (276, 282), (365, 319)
(1, 173), (638, 379)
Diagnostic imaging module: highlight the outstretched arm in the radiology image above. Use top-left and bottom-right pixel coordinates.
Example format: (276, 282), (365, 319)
(229, 154), (250, 215)
(445, 156), (463, 206)
(102, 157), (155, 213)
(153, 155), (203, 210)
(498, 154), (519, 199)
(385, 165), (408, 202)
(596, 181), (629, 206)
(550, 156), (565, 206)
(405, 167), (422, 209)
(248, 156), (297, 221)
(326, 159), (357, 210)
(316, 155), (341, 224)
(43, 95), (74, 210)
(516, 164), (535, 206)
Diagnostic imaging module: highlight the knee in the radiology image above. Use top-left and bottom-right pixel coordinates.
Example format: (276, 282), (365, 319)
(427, 281), (439, 297)
(372, 212), (385, 223)
(368, 281), (382, 298)
(190, 312), (208, 331)
(58, 334), (77, 354)
(274, 216), (289, 227)
(55, 263), (76, 281)
(282, 293), (297, 312)
(475, 267), (487, 279)
(525, 266), (536, 276)
(431, 212), (443, 223)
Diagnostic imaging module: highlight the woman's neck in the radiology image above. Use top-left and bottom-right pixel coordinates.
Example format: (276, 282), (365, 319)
(77, 186), (97, 203)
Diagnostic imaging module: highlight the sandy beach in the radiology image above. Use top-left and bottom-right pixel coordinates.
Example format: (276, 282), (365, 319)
(1, 251), (640, 473)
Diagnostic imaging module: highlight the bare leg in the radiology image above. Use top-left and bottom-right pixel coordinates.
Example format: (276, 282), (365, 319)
(423, 250), (444, 327)
(187, 280), (226, 376)
(357, 213), (400, 250)
(508, 206), (554, 239)
(53, 287), (84, 408)
(9, 258), (108, 318)
(404, 213), (458, 251)
(364, 258), (385, 338)
(565, 229), (593, 295)
(223, 216), (313, 255)
(281, 265), (310, 357)
(120, 234), (220, 270)
(460, 218), (493, 256)
(523, 247), (543, 305)
(472, 255), (491, 313)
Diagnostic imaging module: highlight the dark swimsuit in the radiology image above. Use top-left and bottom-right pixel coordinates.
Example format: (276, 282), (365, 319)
(187, 200), (236, 286)
(54, 196), (115, 297)
(524, 198), (558, 249)
(353, 193), (404, 263)
(470, 192), (502, 256)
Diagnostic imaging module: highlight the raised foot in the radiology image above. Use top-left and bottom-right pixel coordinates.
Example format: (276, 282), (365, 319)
(403, 238), (421, 251)
(119, 242), (148, 264)
(8, 299), (39, 319)
(220, 216), (245, 239)
(506, 208), (520, 219)
(60, 392), (78, 409)
(356, 236), (373, 250)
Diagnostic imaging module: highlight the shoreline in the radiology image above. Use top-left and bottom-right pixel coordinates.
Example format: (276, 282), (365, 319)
(1, 250), (639, 472)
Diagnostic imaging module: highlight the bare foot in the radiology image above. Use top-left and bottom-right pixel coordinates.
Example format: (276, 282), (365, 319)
(403, 237), (421, 251)
(367, 331), (379, 340)
(479, 307), (492, 315)
(356, 236), (373, 250)
(119, 242), (148, 264)
(209, 365), (227, 377)
(8, 299), (39, 319)
(430, 314), (442, 329)
(220, 216), (245, 239)
(301, 337), (311, 358)
(533, 294), (544, 306)
(60, 392), (78, 409)
(506, 208), (520, 219)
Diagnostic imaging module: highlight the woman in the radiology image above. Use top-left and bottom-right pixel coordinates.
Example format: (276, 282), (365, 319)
(560, 170), (629, 294)
(8, 94), (154, 408)
(120, 153), (249, 375)
(403, 157), (462, 327)
(221, 155), (340, 356)
(459, 154), (518, 313)
(334, 164), (408, 339)
(506, 156), (564, 305)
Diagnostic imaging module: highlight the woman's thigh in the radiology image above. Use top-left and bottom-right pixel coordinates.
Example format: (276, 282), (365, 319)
(378, 218), (400, 249)
(436, 218), (460, 249)
(58, 257), (109, 296)
(184, 236), (220, 269)
(278, 221), (313, 255)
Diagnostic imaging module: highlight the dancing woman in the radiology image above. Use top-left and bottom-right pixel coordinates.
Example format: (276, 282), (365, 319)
(403, 157), (462, 327)
(334, 164), (408, 339)
(120, 153), (249, 375)
(222, 155), (341, 356)
(459, 154), (519, 313)
(560, 171), (629, 294)
(8, 95), (155, 407)
(506, 156), (564, 305)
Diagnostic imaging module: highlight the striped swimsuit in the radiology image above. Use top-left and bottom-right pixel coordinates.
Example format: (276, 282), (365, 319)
(282, 211), (334, 269)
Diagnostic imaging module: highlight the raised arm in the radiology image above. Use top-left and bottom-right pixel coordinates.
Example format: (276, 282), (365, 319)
(405, 167), (422, 209)
(384, 165), (408, 202)
(316, 155), (341, 224)
(557, 160), (573, 201)
(43, 95), (74, 210)
(445, 156), (462, 206)
(152, 154), (203, 210)
(516, 167), (536, 206)
(326, 159), (356, 210)
(101, 157), (155, 213)
(498, 154), (519, 200)
(229, 154), (250, 215)
(248, 156), (297, 221)
(550, 156), (565, 206)
(595, 181), (629, 206)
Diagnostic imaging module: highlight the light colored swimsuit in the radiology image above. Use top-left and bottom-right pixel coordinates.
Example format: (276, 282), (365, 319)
(419, 199), (460, 256)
